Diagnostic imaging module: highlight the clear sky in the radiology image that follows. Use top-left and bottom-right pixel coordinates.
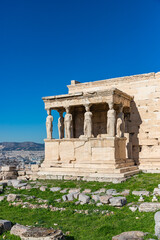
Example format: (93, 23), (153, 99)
(0, 0), (160, 143)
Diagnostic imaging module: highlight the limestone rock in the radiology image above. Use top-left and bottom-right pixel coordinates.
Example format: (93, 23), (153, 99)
(132, 190), (149, 196)
(78, 194), (90, 204)
(129, 206), (138, 212)
(21, 227), (65, 240)
(154, 188), (160, 196)
(155, 211), (160, 238)
(106, 189), (117, 195)
(10, 224), (29, 237)
(7, 194), (20, 202)
(121, 189), (130, 196)
(99, 195), (112, 204)
(82, 189), (91, 194)
(68, 188), (80, 194)
(109, 197), (127, 207)
(40, 186), (47, 191)
(139, 202), (160, 212)
(112, 231), (146, 240)
(50, 187), (61, 192)
(67, 193), (74, 201)
(91, 195), (100, 202)
(0, 220), (12, 231)
(0, 196), (5, 201)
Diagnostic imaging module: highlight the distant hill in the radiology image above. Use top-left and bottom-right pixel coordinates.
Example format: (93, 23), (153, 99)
(0, 142), (44, 151)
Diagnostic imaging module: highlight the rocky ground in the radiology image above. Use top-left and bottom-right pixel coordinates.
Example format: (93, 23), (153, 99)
(1, 173), (160, 239)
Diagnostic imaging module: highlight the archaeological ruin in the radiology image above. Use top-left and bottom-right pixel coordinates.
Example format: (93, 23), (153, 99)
(38, 71), (160, 182)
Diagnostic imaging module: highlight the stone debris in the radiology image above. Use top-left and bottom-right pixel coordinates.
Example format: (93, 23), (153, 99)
(106, 189), (117, 195)
(21, 227), (65, 240)
(152, 194), (158, 202)
(112, 231), (146, 240)
(7, 193), (20, 202)
(153, 188), (160, 196)
(60, 189), (68, 194)
(129, 206), (138, 212)
(91, 195), (100, 202)
(40, 186), (47, 191)
(68, 188), (80, 194)
(132, 190), (150, 196)
(154, 211), (160, 239)
(109, 197), (127, 207)
(99, 195), (112, 204)
(82, 189), (91, 194)
(139, 202), (160, 212)
(121, 189), (130, 196)
(50, 187), (61, 192)
(78, 194), (90, 204)
(138, 195), (144, 202)
(0, 196), (5, 201)
(10, 224), (29, 237)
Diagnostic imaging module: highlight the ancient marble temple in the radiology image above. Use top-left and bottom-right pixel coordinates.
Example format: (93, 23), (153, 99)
(38, 72), (160, 181)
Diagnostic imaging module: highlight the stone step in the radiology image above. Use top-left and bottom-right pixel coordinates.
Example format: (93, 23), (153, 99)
(38, 169), (140, 179)
(115, 166), (139, 173)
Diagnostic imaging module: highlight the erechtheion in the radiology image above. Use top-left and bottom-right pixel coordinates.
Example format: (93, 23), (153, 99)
(38, 72), (160, 182)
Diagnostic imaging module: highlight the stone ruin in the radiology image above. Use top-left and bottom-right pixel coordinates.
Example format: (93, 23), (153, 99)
(36, 71), (160, 182)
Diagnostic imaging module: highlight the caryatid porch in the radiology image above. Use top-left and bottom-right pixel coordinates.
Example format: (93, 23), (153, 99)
(39, 88), (139, 181)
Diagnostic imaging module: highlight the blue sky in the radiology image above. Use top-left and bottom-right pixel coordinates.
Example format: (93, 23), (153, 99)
(0, 0), (160, 143)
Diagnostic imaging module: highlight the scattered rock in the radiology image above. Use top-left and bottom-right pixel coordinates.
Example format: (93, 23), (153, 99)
(121, 189), (130, 196)
(78, 194), (90, 204)
(50, 187), (61, 192)
(62, 195), (67, 201)
(139, 202), (160, 212)
(96, 203), (103, 207)
(68, 188), (80, 194)
(112, 231), (146, 240)
(67, 193), (74, 201)
(40, 186), (47, 191)
(91, 195), (100, 202)
(7, 194), (20, 202)
(0, 196), (5, 201)
(99, 195), (112, 204)
(21, 227), (65, 240)
(0, 220), (12, 231)
(155, 211), (160, 238)
(106, 189), (117, 195)
(109, 197), (127, 207)
(60, 189), (68, 194)
(82, 189), (91, 194)
(132, 190), (149, 196)
(10, 224), (29, 237)
(154, 188), (160, 196)
(129, 206), (138, 212)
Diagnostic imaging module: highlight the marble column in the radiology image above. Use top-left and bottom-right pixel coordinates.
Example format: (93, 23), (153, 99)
(58, 110), (64, 139)
(107, 102), (116, 137)
(116, 104), (125, 138)
(64, 107), (73, 138)
(84, 104), (92, 138)
(46, 109), (53, 139)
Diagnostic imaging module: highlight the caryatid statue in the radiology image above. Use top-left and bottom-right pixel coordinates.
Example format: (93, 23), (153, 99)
(58, 110), (64, 139)
(84, 105), (92, 138)
(46, 109), (53, 139)
(64, 107), (72, 138)
(107, 102), (116, 137)
(116, 104), (125, 138)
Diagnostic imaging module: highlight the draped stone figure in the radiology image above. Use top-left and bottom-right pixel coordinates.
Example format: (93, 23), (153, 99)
(116, 105), (125, 138)
(64, 107), (72, 138)
(84, 105), (92, 138)
(58, 111), (64, 139)
(107, 102), (116, 137)
(46, 109), (53, 139)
